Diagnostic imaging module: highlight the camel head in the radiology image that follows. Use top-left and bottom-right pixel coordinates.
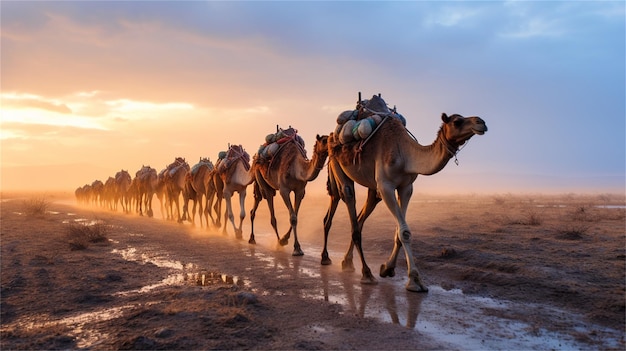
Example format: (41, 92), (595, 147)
(313, 134), (329, 157)
(441, 113), (488, 147)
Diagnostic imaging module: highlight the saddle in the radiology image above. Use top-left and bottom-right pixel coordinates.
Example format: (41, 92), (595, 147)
(332, 94), (406, 147)
(165, 157), (188, 178)
(256, 126), (307, 164)
(191, 157), (214, 176)
(217, 145), (250, 174)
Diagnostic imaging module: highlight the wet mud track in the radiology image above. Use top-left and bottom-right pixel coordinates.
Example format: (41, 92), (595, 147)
(2, 197), (624, 350)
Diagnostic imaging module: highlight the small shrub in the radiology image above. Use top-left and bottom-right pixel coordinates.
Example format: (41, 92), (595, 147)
(570, 205), (598, 222)
(556, 224), (590, 240)
(505, 210), (543, 226)
(67, 221), (109, 250)
(525, 211), (543, 226)
(22, 196), (52, 216)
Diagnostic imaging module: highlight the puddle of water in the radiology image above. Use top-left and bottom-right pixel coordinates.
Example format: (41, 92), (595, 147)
(595, 205), (626, 209)
(62, 218), (104, 226)
(251, 251), (623, 351)
(111, 246), (249, 297)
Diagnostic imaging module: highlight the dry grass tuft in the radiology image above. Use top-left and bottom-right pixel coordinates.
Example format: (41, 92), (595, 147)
(505, 209), (543, 226)
(569, 205), (598, 222)
(556, 224), (590, 240)
(21, 196), (52, 217)
(66, 220), (109, 250)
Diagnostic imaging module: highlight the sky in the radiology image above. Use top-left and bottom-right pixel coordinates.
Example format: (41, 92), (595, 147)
(1, 1), (625, 195)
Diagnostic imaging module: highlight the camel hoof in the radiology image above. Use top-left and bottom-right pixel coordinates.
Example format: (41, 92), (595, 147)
(379, 264), (396, 278)
(147, 210), (153, 217)
(278, 238), (289, 246)
(292, 248), (304, 257)
(406, 276), (429, 293)
(248, 237), (256, 245)
(360, 275), (378, 285)
(321, 255), (332, 266)
(341, 260), (355, 272)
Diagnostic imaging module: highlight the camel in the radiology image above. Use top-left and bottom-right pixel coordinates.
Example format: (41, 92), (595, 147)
(249, 129), (329, 256)
(135, 165), (158, 217)
(75, 184), (90, 205)
(163, 157), (190, 223)
(214, 145), (253, 237)
(103, 176), (116, 210)
(321, 94), (487, 292)
(182, 158), (215, 227)
(90, 180), (104, 206)
(155, 169), (169, 220)
(114, 170), (132, 213)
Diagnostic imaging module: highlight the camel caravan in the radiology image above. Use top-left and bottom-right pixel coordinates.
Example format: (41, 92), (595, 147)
(75, 93), (487, 292)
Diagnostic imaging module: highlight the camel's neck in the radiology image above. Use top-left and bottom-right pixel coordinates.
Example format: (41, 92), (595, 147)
(297, 148), (327, 182)
(406, 129), (458, 176)
(232, 160), (254, 186)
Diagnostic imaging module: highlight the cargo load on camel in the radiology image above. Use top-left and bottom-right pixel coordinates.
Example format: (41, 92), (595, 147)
(191, 157), (214, 176)
(256, 126), (307, 162)
(333, 94), (407, 146)
(216, 145), (250, 173)
(166, 157), (188, 178)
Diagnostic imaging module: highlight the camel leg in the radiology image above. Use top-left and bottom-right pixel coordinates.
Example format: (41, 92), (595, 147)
(342, 188), (380, 274)
(158, 193), (166, 220)
(277, 189), (295, 248)
(291, 188), (305, 256)
(215, 194), (223, 229)
(266, 195), (281, 242)
(182, 198), (189, 223)
(223, 190), (235, 235)
(147, 192), (154, 218)
(192, 198), (198, 226)
(321, 176), (340, 265)
(138, 193), (144, 216)
(379, 183), (427, 292)
(335, 175), (376, 283)
(205, 191), (216, 227)
(190, 196), (198, 226)
(249, 183), (262, 244)
(196, 194), (204, 228)
(256, 176), (281, 244)
(235, 189), (247, 238)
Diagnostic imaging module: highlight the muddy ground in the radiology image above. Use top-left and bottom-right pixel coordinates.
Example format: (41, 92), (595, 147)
(1, 192), (624, 350)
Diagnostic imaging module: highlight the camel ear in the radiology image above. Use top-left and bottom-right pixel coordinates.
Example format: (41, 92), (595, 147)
(441, 113), (450, 123)
(316, 134), (321, 141)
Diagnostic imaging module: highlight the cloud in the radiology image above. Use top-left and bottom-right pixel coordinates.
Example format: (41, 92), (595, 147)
(2, 93), (72, 114)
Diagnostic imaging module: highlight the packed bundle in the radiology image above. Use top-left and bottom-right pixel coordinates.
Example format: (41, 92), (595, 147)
(191, 157), (214, 176)
(334, 94), (406, 145)
(217, 145), (250, 173)
(257, 127), (305, 160)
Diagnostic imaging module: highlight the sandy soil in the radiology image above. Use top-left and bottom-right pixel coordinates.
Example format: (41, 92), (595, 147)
(1, 191), (624, 350)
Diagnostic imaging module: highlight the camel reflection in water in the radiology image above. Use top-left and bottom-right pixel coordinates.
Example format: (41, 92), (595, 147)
(319, 265), (424, 329)
(241, 241), (423, 328)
